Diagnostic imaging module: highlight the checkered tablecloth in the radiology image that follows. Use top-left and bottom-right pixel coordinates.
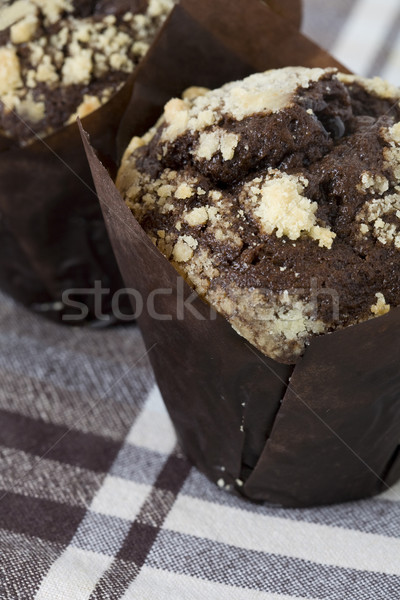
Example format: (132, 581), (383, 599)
(2, 1), (400, 598)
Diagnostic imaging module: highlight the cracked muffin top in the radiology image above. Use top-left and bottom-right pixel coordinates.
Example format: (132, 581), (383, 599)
(0, 0), (174, 144)
(117, 66), (400, 363)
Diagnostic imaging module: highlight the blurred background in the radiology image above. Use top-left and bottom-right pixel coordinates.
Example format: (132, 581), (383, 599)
(303, 0), (400, 85)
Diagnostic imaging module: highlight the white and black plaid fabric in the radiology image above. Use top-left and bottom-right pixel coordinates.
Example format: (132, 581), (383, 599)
(2, 1), (400, 598)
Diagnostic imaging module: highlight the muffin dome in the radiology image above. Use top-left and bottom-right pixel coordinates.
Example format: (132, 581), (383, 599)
(117, 66), (400, 363)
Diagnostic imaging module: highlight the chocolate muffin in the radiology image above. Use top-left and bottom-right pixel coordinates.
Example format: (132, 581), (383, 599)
(117, 66), (400, 363)
(0, 0), (174, 144)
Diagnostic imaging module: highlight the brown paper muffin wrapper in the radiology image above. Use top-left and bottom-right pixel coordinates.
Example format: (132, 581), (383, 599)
(82, 0), (400, 507)
(0, 68), (141, 321)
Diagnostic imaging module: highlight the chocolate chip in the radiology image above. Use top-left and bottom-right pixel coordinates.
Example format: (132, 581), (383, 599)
(322, 115), (346, 140)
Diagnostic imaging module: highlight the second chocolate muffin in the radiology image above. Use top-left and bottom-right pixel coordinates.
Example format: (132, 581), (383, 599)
(117, 67), (400, 363)
(0, 0), (175, 145)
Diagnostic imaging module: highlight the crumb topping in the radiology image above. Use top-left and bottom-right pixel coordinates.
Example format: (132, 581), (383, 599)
(357, 191), (400, 248)
(173, 235), (198, 262)
(175, 182), (194, 200)
(241, 171), (335, 248)
(0, 47), (22, 95)
(0, 1), (37, 31)
(338, 73), (400, 100)
(0, 0), (175, 143)
(161, 67), (329, 144)
(371, 292), (390, 316)
(195, 129), (240, 162)
(357, 171), (389, 194)
(184, 207), (209, 226)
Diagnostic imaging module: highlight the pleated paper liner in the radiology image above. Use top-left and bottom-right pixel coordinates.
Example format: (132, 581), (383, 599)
(82, 0), (400, 507)
(0, 61), (140, 322)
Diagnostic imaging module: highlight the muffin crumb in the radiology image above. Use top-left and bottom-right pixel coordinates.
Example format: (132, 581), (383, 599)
(371, 293), (390, 316)
(241, 171), (335, 248)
